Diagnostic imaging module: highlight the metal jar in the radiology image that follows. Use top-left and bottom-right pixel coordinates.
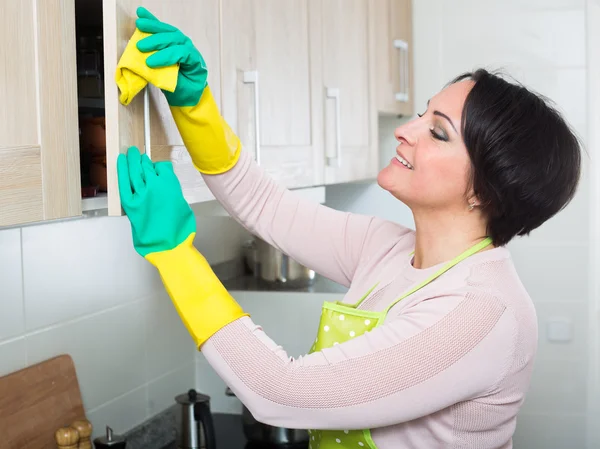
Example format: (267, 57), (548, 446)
(242, 238), (315, 287)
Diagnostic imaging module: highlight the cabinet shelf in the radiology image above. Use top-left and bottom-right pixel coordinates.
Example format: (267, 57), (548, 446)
(78, 97), (105, 110)
(81, 192), (108, 212)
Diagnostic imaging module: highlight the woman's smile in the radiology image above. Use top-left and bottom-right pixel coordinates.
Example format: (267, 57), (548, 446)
(392, 152), (414, 170)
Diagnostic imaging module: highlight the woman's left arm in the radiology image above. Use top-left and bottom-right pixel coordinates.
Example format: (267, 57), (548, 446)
(201, 291), (518, 430)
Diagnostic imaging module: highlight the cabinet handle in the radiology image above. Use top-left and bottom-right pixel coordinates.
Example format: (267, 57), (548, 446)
(393, 39), (409, 103)
(144, 86), (151, 158)
(243, 70), (261, 166)
(326, 87), (342, 168)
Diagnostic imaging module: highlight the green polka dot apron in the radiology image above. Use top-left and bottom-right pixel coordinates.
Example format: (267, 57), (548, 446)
(307, 237), (493, 449)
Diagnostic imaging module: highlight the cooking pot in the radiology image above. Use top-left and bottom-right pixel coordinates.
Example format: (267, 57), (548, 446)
(242, 238), (315, 287)
(225, 387), (309, 445)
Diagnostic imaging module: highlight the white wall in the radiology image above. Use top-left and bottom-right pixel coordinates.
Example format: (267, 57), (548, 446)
(586, 0), (600, 445)
(0, 214), (250, 438)
(327, 1), (591, 448)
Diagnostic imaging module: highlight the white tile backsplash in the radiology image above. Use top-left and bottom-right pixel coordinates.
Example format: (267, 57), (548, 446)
(147, 362), (195, 417)
(0, 210), (246, 436)
(21, 216), (163, 331)
(26, 300), (147, 410)
(237, 291), (333, 357)
(86, 386), (148, 440)
(0, 228), (24, 340)
(144, 292), (196, 381)
(0, 337), (27, 377)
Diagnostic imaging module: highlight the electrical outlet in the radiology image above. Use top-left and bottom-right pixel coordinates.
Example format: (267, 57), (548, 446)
(546, 317), (572, 343)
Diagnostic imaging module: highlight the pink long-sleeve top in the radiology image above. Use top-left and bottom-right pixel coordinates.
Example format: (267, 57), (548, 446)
(200, 149), (538, 449)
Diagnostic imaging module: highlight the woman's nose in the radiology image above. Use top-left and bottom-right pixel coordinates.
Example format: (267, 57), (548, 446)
(394, 123), (418, 147)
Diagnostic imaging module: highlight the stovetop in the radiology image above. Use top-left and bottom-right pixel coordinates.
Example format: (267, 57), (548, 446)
(213, 413), (309, 449)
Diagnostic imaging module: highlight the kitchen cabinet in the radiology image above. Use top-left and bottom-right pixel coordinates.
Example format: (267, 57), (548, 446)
(0, 0), (220, 226)
(0, 0), (81, 227)
(220, 0), (323, 188)
(0, 0), (414, 228)
(374, 0), (414, 117)
(310, 0), (379, 185)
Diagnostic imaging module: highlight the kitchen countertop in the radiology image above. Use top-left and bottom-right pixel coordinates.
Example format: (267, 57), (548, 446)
(126, 406), (308, 449)
(222, 274), (348, 294)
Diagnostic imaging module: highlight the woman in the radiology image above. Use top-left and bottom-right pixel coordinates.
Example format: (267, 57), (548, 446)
(117, 7), (582, 449)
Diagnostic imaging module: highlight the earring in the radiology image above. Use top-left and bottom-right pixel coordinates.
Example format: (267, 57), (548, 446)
(468, 202), (475, 211)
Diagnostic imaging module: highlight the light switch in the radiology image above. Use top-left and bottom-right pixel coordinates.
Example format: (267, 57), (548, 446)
(546, 317), (572, 343)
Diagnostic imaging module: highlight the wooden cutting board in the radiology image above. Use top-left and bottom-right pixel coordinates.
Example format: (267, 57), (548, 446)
(0, 354), (86, 449)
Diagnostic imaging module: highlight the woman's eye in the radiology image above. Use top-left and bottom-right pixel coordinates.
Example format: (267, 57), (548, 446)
(430, 127), (449, 142)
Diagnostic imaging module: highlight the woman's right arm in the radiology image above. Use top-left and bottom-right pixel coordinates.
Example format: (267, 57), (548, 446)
(170, 81), (411, 285)
(202, 148), (411, 286)
(133, 9), (412, 285)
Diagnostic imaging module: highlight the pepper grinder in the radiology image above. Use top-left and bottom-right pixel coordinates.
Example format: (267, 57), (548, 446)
(93, 426), (127, 449)
(71, 419), (93, 449)
(55, 426), (79, 449)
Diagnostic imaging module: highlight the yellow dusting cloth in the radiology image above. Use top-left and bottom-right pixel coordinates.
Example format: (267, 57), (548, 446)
(115, 28), (179, 105)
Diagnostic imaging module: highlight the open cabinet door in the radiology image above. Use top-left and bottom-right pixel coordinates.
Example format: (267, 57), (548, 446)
(0, 0), (81, 227)
(102, 0), (221, 216)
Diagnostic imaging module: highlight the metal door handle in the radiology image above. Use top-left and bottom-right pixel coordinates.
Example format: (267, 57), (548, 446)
(144, 86), (151, 157)
(326, 87), (341, 167)
(393, 39), (409, 102)
(243, 70), (261, 165)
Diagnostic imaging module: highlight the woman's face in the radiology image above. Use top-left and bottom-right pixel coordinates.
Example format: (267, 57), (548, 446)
(377, 80), (476, 212)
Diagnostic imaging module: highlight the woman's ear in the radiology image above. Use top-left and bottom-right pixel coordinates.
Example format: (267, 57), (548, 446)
(466, 193), (481, 211)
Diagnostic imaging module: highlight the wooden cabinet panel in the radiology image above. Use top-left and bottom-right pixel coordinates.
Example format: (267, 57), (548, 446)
(312, 0), (378, 184)
(0, 0), (81, 227)
(221, 0), (323, 188)
(374, 0), (414, 117)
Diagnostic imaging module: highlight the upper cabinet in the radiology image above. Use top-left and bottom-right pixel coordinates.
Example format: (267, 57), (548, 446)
(374, 0), (414, 117)
(311, 0), (379, 185)
(0, 0), (414, 228)
(220, 0), (323, 189)
(0, 0), (81, 227)
(103, 0), (221, 216)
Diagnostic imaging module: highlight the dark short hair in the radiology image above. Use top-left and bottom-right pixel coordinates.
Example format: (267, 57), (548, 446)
(450, 69), (582, 246)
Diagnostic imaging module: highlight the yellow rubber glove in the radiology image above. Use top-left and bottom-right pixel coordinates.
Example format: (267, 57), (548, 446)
(134, 7), (241, 174)
(117, 147), (249, 349)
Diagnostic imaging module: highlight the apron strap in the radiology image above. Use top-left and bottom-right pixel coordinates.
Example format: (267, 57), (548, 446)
(384, 237), (493, 313)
